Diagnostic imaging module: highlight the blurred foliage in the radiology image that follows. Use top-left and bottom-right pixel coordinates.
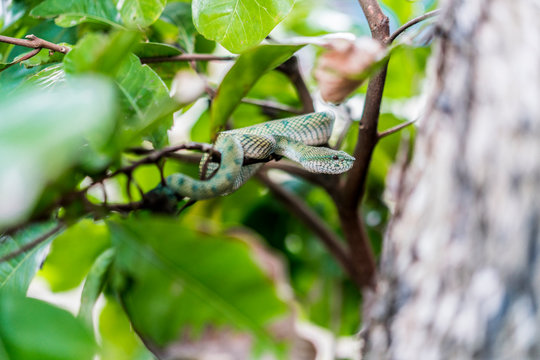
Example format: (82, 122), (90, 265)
(0, 0), (434, 358)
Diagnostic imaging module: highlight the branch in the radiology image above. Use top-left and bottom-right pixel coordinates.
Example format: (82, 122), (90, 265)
(277, 56), (314, 113)
(0, 222), (65, 263)
(378, 119), (416, 139)
(140, 54), (236, 64)
(257, 171), (363, 288)
(0, 34), (70, 54)
(357, 0), (390, 40)
(387, 9), (441, 44)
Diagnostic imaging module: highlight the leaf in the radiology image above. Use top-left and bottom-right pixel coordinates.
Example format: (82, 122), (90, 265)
(78, 248), (115, 327)
(119, 0), (167, 28)
(64, 31), (141, 76)
(99, 297), (155, 360)
(63, 32), (177, 148)
(0, 293), (95, 360)
(192, 0), (294, 53)
(40, 220), (111, 292)
(211, 44), (302, 130)
(160, 1), (197, 52)
(0, 77), (117, 229)
(115, 54), (178, 147)
(108, 216), (290, 351)
(30, 0), (122, 28)
(0, 222), (60, 294)
(133, 42), (183, 58)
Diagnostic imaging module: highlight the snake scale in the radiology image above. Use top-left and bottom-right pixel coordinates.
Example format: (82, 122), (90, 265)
(150, 111), (355, 201)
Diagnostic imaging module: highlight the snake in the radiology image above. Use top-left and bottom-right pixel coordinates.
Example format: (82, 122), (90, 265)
(150, 111), (355, 201)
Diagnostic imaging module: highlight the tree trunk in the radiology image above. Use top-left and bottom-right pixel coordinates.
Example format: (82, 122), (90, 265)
(363, 0), (540, 359)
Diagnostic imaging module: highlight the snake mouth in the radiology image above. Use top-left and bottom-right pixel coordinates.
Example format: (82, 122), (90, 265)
(303, 153), (355, 174)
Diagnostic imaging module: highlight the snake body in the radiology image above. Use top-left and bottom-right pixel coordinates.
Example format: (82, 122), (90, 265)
(152, 111), (354, 200)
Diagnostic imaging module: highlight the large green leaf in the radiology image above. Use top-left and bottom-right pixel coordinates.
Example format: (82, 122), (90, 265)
(108, 216), (290, 351)
(0, 222), (60, 295)
(0, 293), (95, 360)
(40, 220), (111, 292)
(192, 0), (294, 53)
(30, 0), (122, 27)
(30, 0), (166, 28)
(211, 44), (302, 130)
(0, 77), (116, 229)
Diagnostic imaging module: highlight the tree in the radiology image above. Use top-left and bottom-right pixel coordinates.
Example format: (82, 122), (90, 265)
(363, 0), (540, 358)
(0, 0), (436, 359)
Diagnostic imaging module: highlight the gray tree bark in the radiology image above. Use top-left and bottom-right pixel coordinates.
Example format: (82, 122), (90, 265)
(363, 0), (540, 359)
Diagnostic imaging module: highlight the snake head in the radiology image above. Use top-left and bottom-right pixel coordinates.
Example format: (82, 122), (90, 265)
(302, 149), (355, 174)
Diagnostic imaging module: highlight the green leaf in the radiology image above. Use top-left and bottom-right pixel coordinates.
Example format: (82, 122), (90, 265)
(211, 44), (302, 130)
(78, 248), (115, 327)
(160, 1), (197, 52)
(63, 32), (177, 148)
(64, 31), (141, 76)
(133, 42), (183, 58)
(40, 220), (111, 292)
(99, 297), (155, 360)
(115, 54), (177, 147)
(0, 77), (117, 229)
(119, 0), (167, 28)
(108, 216), (290, 351)
(30, 0), (122, 28)
(192, 0), (294, 53)
(0, 222), (60, 294)
(0, 293), (95, 360)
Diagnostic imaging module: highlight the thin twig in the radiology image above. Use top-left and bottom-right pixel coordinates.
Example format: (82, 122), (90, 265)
(0, 34), (69, 54)
(0, 48), (40, 72)
(378, 119), (416, 139)
(0, 222), (65, 263)
(140, 54), (236, 64)
(277, 56), (314, 113)
(387, 9), (441, 44)
(241, 98), (302, 114)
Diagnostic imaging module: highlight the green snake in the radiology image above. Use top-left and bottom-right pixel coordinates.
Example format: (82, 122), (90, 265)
(151, 111), (355, 201)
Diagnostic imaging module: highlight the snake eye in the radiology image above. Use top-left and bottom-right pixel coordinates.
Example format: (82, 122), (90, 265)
(332, 155), (339, 160)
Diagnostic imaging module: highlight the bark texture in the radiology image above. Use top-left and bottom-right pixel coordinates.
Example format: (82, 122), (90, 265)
(363, 0), (540, 359)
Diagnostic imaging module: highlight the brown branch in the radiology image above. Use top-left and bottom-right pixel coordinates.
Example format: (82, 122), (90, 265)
(257, 171), (363, 288)
(140, 54), (236, 64)
(277, 56), (314, 113)
(378, 119), (416, 139)
(0, 48), (40, 72)
(357, 0), (390, 40)
(0, 222), (65, 263)
(387, 9), (441, 44)
(0, 34), (70, 54)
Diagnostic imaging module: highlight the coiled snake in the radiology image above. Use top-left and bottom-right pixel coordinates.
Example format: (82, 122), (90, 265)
(151, 111), (355, 201)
